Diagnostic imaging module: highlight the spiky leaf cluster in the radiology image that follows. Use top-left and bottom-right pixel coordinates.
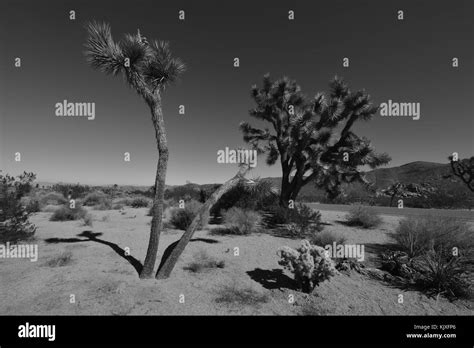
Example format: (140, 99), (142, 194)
(84, 21), (185, 101)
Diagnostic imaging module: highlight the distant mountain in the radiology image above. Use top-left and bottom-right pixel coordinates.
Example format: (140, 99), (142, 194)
(37, 161), (462, 196)
(257, 161), (465, 201)
(364, 161), (453, 189)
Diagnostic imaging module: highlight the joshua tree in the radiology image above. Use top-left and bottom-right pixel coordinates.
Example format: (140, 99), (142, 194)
(449, 155), (474, 192)
(240, 74), (391, 206)
(381, 182), (435, 207)
(84, 22), (185, 278)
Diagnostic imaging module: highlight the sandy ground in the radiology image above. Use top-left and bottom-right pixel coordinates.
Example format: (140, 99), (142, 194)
(0, 208), (472, 315)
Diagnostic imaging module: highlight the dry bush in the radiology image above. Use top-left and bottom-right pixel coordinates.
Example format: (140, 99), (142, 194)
(392, 216), (473, 258)
(82, 213), (93, 227)
(45, 251), (73, 267)
(130, 197), (150, 208)
(310, 230), (346, 248)
(41, 204), (60, 213)
(50, 205), (87, 221)
(93, 199), (113, 210)
(266, 203), (323, 237)
(345, 204), (382, 229)
(222, 207), (262, 235)
(82, 191), (108, 206)
(183, 250), (225, 273)
(386, 216), (474, 300)
(39, 192), (67, 206)
(112, 203), (124, 210)
(169, 200), (209, 230)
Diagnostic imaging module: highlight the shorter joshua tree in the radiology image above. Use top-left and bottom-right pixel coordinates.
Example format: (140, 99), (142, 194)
(240, 74), (391, 207)
(381, 182), (435, 207)
(449, 155), (474, 192)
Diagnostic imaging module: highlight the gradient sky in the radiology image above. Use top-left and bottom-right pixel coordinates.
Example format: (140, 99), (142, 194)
(1, 0), (473, 185)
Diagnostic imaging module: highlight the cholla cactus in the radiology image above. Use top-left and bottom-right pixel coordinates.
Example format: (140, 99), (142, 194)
(277, 240), (337, 293)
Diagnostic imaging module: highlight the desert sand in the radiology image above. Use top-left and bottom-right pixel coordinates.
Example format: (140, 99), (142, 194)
(0, 208), (472, 315)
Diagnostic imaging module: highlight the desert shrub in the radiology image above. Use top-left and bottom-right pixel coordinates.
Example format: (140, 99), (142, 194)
(82, 191), (108, 206)
(214, 282), (269, 306)
(164, 183), (201, 201)
(52, 183), (91, 199)
(50, 205), (87, 221)
(169, 200), (209, 230)
(222, 207), (262, 235)
(0, 172), (37, 243)
(392, 216), (474, 258)
(310, 230), (346, 248)
(41, 204), (59, 213)
(380, 250), (472, 300)
(345, 204), (382, 228)
(39, 192), (67, 205)
(45, 251), (73, 267)
(113, 197), (132, 206)
(25, 198), (41, 213)
(93, 199), (112, 210)
(112, 203), (124, 210)
(384, 217), (474, 299)
(183, 250), (225, 273)
(130, 197), (150, 208)
(278, 240), (337, 293)
(267, 203), (323, 237)
(82, 213), (93, 227)
(413, 251), (472, 300)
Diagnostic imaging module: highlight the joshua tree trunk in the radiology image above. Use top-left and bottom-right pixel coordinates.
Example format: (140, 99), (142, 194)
(279, 163), (294, 207)
(390, 194), (396, 207)
(279, 168), (305, 207)
(155, 164), (250, 279)
(140, 95), (168, 279)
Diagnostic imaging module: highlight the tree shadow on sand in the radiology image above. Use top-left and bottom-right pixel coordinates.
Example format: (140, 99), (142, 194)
(247, 268), (298, 291)
(44, 231), (143, 275)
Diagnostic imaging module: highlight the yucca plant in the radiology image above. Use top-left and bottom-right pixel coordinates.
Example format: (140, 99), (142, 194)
(84, 22), (185, 279)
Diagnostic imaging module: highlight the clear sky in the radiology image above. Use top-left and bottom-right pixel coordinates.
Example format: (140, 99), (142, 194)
(1, 0), (473, 185)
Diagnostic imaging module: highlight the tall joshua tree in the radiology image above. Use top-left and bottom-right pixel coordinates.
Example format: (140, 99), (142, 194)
(84, 22), (185, 278)
(240, 74), (391, 206)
